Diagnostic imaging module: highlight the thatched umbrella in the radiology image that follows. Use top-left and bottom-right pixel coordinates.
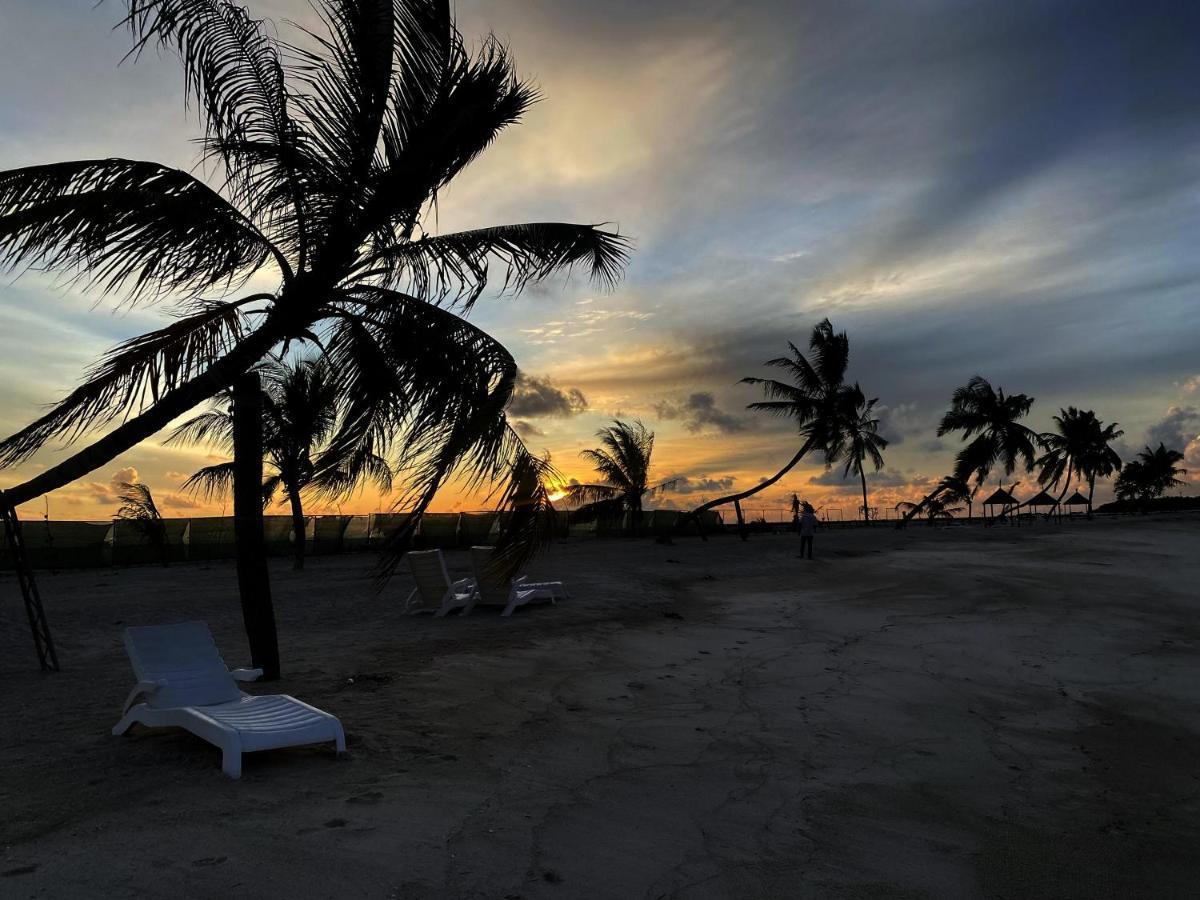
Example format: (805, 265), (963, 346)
(1025, 488), (1060, 522)
(1063, 489), (1091, 518)
(981, 487), (1019, 525)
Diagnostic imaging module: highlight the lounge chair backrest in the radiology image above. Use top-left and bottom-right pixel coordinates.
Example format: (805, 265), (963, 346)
(123, 622), (243, 708)
(406, 550), (453, 604)
(469, 546), (510, 605)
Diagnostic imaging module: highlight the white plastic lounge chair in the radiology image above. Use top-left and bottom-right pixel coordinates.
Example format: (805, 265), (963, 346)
(403, 549), (476, 616)
(112, 621), (345, 779)
(467, 546), (570, 617)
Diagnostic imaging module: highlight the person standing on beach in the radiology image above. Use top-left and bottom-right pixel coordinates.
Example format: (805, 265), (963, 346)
(799, 502), (817, 559)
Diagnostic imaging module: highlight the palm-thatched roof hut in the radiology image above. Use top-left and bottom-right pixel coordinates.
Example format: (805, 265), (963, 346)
(1025, 489), (1059, 509)
(981, 488), (1018, 509)
(1063, 490), (1089, 507)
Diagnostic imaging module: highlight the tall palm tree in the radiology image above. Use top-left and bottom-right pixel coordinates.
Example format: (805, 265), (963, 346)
(563, 421), (671, 535)
(0, 1), (629, 571)
(938, 376), (1040, 503)
(169, 356), (392, 569)
(685, 319), (856, 524)
(1080, 419), (1124, 515)
(824, 387), (888, 523)
(1036, 408), (1123, 514)
(114, 480), (169, 565)
(896, 493), (963, 525)
(1114, 444), (1187, 507)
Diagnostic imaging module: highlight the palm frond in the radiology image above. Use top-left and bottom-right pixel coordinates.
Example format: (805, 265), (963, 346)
(357, 222), (631, 309)
(180, 460), (236, 500)
(0, 299), (254, 466)
(0, 159), (279, 300)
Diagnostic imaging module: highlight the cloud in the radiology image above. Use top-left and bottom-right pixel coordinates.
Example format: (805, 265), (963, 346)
(511, 420), (545, 438)
(808, 467), (923, 489)
(655, 392), (746, 434)
(507, 372), (588, 418)
(1145, 406), (1200, 451)
(112, 466), (139, 485)
(663, 474), (736, 495)
(159, 492), (201, 510)
(875, 402), (924, 446)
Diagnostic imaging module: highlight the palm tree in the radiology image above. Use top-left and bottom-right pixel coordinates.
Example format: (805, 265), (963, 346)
(1036, 408), (1123, 515)
(898, 474), (978, 527)
(685, 319), (856, 525)
(938, 377), (1040, 517)
(563, 421), (671, 535)
(114, 481), (169, 565)
(1114, 444), (1187, 508)
(0, 1), (628, 548)
(169, 356), (392, 569)
(824, 387), (888, 523)
(896, 493), (963, 525)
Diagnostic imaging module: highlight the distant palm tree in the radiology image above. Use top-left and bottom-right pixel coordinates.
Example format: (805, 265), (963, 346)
(686, 319), (858, 524)
(0, 0), (629, 564)
(1036, 408), (1123, 516)
(114, 481), (168, 566)
(564, 421), (672, 535)
(898, 474), (977, 527)
(896, 493), (963, 525)
(938, 377), (1040, 515)
(170, 357), (392, 569)
(1114, 444), (1187, 508)
(825, 387), (888, 523)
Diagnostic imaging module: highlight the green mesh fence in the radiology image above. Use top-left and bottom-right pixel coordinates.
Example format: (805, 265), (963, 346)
(418, 513), (460, 549)
(111, 519), (189, 566)
(313, 516), (352, 554)
(457, 512), (496, 547)
(186, 517), (237, 561)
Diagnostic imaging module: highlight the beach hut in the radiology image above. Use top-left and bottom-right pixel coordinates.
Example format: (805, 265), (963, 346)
(1025, 489), (1060, 521)
(981, 487), (1019, 525)
(1063, 490), (1091, 518)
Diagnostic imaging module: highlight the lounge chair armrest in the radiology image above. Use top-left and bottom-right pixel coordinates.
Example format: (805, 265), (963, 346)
(230, 667), (264, 682)
(513, 575), (529, 586)
(450, 577), (476, 593)
(122, 679), (165, 715)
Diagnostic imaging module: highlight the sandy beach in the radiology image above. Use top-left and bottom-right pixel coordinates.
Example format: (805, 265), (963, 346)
(2, 517), (1198, 899)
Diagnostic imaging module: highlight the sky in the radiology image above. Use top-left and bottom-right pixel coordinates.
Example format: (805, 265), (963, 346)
(1, 0), (1198, 521)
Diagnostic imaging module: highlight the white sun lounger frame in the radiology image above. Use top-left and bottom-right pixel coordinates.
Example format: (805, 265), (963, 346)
(112, 621), (345, 778)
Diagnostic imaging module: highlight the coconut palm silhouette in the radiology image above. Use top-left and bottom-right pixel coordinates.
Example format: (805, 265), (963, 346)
(564, 421), (672, 536)
(1036, 407), (1123, 514)
(0, 0), (629, 548)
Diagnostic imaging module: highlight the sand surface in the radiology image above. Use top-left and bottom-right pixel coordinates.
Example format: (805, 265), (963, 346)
(2, 518), (1198, 898)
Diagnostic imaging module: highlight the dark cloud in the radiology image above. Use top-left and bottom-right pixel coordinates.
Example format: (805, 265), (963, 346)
(663, 474), (736, 495)
(507, 373), (588, 418)
(808, 467), (921, 489)
(655, 392), (746, 434)
(1145, 406), (1200, 451)
(511, 420), (545, 438)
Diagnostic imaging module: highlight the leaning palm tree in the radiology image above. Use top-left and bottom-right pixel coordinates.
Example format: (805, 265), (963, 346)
(114, 480), (169, 566)
(169, 356), (392, 569)
(938, 377), (1040, 514)
(563, 421), (671, 535)
(898, 474), (977, 527)
(896, 493), (963, 525)
(823, 386), (888, 523)
(685, 319), (854, 525)
(0, 1), (629, 567)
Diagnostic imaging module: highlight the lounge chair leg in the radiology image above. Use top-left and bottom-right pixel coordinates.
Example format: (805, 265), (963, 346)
(222, 748), (242, 779)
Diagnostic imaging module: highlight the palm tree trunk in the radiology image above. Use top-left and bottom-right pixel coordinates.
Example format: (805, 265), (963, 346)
(733, 499), (748, 541)
(683, 439), (813, 537)
(2, 324), (286, 508)
(859, 469), (871, 525)
(1087, 476), (1096, 519)
(287, 488), (307, 571)
(233, 371), (280, 681)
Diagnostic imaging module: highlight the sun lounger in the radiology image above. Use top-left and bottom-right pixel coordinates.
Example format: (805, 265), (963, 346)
(467, 546), (570, 617)
(112, 621), (345, 778)
(404, 549), (476, 616)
